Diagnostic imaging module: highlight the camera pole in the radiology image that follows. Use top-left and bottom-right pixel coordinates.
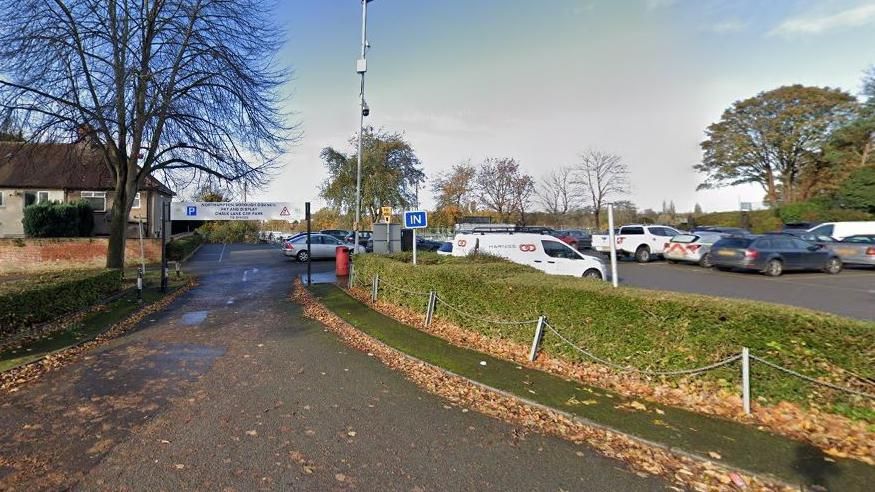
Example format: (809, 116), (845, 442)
(353, 0), (372, 257)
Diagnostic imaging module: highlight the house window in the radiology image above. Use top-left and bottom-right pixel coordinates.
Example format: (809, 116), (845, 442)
(81, 191), (107, 212)
(24, 191), (50, 206)
(131, 192), (141, 209)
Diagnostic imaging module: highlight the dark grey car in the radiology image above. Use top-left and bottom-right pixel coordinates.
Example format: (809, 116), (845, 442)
(710, 235), (843, 277)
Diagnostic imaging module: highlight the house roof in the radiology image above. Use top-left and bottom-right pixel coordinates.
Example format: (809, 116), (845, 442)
(0, 142), (173, 195)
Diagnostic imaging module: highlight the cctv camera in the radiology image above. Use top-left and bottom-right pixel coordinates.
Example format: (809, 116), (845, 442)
(362, 101), (370, 117)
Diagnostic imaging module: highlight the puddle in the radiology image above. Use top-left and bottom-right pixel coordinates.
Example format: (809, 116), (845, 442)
(181, 311), (208, 325)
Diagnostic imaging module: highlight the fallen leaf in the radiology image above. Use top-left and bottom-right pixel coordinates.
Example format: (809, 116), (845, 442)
(347, 431), (356, 437)
(707, 451), (722, 460)
(245, 430), (258, 437)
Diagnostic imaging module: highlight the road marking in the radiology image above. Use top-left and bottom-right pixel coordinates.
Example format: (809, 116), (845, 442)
(218, 243), (227, 262)
(242, 268), (259, 282)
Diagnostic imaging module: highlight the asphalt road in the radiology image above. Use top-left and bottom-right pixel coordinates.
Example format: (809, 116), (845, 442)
(611, 258), (875, 320)
(0, 244), (663, 491)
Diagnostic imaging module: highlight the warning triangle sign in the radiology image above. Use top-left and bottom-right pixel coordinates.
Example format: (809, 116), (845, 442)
(279, 206), (290, 216)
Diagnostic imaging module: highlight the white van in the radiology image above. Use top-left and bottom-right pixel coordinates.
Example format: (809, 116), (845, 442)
(452, 232), (607, 280)
(806, 222), (875, 241)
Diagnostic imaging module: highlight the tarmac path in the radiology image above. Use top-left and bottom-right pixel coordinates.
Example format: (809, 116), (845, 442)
(0, 244), (663, 491)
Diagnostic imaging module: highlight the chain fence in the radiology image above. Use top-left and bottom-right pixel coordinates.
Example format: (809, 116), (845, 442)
(347, 273), (875, 413)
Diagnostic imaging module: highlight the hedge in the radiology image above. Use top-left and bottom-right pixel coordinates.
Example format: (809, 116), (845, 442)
(166, 233), (203, 261)
(22, 200), (94, 237)
(353, 253), (875, 420)
(0, 269), (123, 337)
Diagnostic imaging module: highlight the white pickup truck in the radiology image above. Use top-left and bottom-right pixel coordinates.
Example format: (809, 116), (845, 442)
(591, 224), (682, 262)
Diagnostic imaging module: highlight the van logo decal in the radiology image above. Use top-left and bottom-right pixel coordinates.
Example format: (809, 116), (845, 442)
(457, 239), (467, 247)
(519, 244), (536, 252)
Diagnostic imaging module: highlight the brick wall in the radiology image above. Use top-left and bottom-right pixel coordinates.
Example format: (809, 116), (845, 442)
(0, 238), (162, 274)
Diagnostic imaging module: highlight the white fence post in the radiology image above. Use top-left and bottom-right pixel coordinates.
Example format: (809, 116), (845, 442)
(742, 347), (751, 415)
(608, 204), (618, 288)
(529, 316), (546, 362)
(371, 275), (380, 303)
(425, 291), (436, 326)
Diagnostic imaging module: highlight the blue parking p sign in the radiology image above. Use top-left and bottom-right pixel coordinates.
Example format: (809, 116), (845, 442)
(403, 210), (427, 229)
(186, 206), (197, 217)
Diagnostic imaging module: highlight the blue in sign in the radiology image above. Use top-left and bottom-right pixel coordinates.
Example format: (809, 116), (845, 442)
(186, 206), (198, 217)
(403, 210), (428, 229)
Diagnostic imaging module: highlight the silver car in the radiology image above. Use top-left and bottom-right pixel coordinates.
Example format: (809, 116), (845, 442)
(282, 233), (364, 262)
(663, 232), (726, 268)
(801, 234), (875, 267)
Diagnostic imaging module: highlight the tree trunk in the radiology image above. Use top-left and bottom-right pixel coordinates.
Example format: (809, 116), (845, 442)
(593, 207), (601, 230)
(765, 170), (778, 207)
(106, 163), (136, 269)
(106, 188), (128, 269)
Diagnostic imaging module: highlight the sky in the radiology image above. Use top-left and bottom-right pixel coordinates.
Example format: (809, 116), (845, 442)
(255, 0), (875, 216)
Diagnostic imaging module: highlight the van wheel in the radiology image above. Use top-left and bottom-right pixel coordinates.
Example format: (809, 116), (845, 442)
(634, 246), (651, 263)
(763, 259), (783, 277)
(583, 269), (603, 280)
(296, 250), (310, 263)
(824, 257), (842, 274)
(699, 253), (713, 268)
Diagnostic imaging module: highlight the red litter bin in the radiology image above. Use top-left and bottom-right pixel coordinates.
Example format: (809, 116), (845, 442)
(336, 246), (350, 276)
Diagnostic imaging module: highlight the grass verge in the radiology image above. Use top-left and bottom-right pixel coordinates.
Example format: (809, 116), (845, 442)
(305, 283), (875, 492)
(0, 276), (189, 373)
(353, 253), (874, 422)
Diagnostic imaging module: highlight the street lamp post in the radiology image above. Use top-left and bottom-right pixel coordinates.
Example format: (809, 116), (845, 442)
(353, 0), (372, 253)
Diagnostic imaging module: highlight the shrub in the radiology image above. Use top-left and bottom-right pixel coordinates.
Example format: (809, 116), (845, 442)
(22, 200), (94, 237)
(353, 254), (875, 419)
(776, 201), (825, 223)
(0, 269), (122, 336)
(166, 233), (204, 261)
(196, 221), (260, 243)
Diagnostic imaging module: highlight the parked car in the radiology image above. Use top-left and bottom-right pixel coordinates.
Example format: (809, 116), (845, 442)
(437, 241), (453, 256)
(803, 222), (875, 241)
(282, 233), (363, 262)
(691, 226), (750, 235)
(556, 229), (593, 250)
(663, 232), (726, 268)
(320, 229), (353, 242)
(591, 224), (682, 262)
(709, 235), (842, 276)
(416, 237), (443, 251)
(344, 231), (372, 247)
(798, 234), (875, 267)
(452, 232), (606, 280)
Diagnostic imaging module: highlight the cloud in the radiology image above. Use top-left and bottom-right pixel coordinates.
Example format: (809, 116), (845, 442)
(646, 0), (678, 10)
(771, 2), (875, 35)
(708, 19), (747, 33)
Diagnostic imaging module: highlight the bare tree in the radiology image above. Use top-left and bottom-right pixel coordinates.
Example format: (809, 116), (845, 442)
(511, 173), (535, 225)
(476, 157), (533, 222)
(0, 0), (294, 267)
(536, 166), (576, 215)
(476, 157), (516, 219)
(575, 150), (629, 229)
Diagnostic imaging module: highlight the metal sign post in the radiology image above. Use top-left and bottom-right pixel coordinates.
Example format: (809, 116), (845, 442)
(161, 201), (168, 293)
(607, 204), (618, 288)
(138, 217), (146, 275)
(403, 210), (428, 266)
(381, 206), (392, 253)
(305, 202), (311, 286)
